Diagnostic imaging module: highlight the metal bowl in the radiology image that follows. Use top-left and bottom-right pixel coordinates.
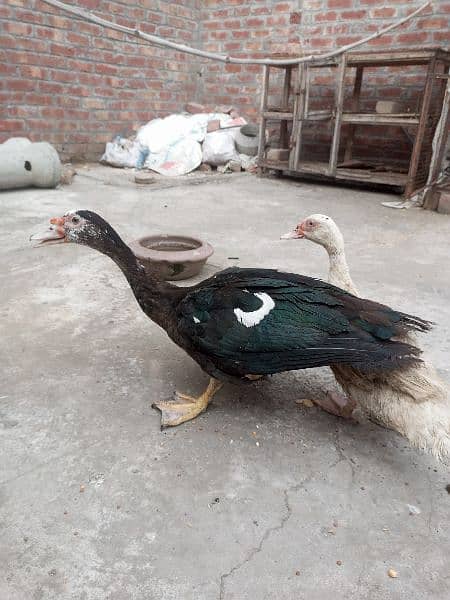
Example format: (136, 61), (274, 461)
(129, 234), (214, 281)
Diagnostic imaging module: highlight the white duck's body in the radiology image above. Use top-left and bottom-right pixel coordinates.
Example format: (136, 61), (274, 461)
(286, 214), (450, 461)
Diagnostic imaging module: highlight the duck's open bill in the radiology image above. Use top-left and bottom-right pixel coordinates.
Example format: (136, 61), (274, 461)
(30, 223), (65, 245)
(280, 228), (304, 239)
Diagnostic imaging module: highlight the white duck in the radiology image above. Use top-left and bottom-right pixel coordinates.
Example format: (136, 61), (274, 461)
(282, 214), (450, 461)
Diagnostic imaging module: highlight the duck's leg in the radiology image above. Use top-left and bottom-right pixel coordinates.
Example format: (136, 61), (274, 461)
(313, 391), (357, 419)
(152, 378), (223, 428)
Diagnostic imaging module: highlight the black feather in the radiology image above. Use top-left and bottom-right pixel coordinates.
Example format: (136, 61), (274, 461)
(175, 268), (429, 378)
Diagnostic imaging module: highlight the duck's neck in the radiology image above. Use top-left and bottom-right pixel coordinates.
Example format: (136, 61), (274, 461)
(325, 244), (358, 296)
(96, 236), (178, 327)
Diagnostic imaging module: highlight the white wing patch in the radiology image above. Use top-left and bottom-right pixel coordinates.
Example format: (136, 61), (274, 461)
(193, 316), (200, 323)
(234, 292), (275, 328)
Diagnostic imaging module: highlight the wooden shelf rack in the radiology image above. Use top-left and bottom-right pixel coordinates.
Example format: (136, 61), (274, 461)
(257, 48), (450, 197)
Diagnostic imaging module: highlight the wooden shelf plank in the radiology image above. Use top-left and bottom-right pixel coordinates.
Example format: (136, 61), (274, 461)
(259, 159), (289, 170)
(347, 48), (450, 67)
(304, 110), (333, 121)
(259, 159), (408, 187)
(263, 111), (294, 120)
(342, 113), (420, 125)
(335, 167), (408, 186)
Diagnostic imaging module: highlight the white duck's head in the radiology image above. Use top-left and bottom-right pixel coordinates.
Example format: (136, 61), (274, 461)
(281, 213), (345, 254)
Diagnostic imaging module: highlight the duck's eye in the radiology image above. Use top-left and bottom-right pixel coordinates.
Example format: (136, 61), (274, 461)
(308, 221), (314, 226)
(71, 215), (80, 224)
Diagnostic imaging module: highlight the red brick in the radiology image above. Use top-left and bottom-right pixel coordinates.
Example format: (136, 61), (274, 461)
(266, 16), (288, 26)
(52, 70), (77, 83)
(434, 31), (450, 43)
(396, 31), (430, 45)
(13, 9), (44, 24)
(41, 107), (66, 119)
(212, 9), (230, 18)
(4, 22), (33, 35)
(210, 31), (228, 40)
(25, 93), (54, 105)
(0, 63), (17, 75)
(203, 20), (221, 30)
(35, 26), (65, 42)
(45, 15), (73, 29)
(418, 17), (449, 30)
(327, 0), (352, 8)
(78, 22), (103, 36)
(223, 19), (241, 29)
(310, 37), (334, 48)
(370, 7), (396, 18)
(50, 43), (76, 57)
(0, 120), (25, 131)
(66, 59), (93, 73)
(19, 65), (48, 79)
(39, 54), (67, 69)
(66, 32), (90, 46)
(274, 2), (290, 11)
(5, 79), (35, 91)
(6, 105), (39, 118)
(253, 29), (272, 38)
(369, 34), (393, 46)
(224, 41), (241, 51)
(225, 64), (242, 73)
(0, 6), (11, 18)
(341, 10), (367, 20)
(95, 63), (118, 76)
(15, 38), (49, 53)
(336, 35), (361, 46)
(246, 17), (265, 28)
(231, 30), (250, 39)
(39, 81), (64, 94)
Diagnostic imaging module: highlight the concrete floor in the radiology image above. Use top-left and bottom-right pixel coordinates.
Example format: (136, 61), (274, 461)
(1, 170), (450, 600)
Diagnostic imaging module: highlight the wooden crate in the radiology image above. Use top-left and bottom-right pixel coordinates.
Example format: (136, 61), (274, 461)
(257, 48), (450, 199)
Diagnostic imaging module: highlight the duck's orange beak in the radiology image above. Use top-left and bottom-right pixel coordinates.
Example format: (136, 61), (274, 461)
(30, 215), (66, 245)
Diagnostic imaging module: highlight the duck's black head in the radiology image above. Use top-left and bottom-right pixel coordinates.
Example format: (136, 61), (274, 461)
(31, 210), (125, 255)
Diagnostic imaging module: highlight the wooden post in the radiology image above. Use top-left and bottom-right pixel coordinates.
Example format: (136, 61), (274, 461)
(329, 54), (347, 176)
(290, 64), (307, 171)
(280, 66), (292, 148)
(344, 65), (363, 162)
(257, 65), (270, 176)
(423, 72), (450, 209)
(405, 56), (436, 196)
(288, 66), (300, 169)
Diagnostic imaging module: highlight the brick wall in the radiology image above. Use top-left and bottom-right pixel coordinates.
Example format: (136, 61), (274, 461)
(199, 1), (450, 117)
(1, 1), (449, 162)
(199, 1), (450, 165)
(0, 0), (201, 160)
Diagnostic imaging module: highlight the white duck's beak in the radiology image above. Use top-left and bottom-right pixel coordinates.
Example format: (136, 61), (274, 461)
(280, 226), (304, 240)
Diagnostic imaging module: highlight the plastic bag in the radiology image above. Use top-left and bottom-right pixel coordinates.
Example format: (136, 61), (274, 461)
(202, 130), (240, 166)
(146, 137), (202, 176)
(100, 136), (142, 168)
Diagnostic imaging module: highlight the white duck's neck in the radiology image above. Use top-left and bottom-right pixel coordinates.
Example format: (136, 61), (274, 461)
(327, 247), (358, 296)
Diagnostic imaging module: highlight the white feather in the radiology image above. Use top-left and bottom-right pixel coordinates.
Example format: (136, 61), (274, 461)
(234, 292), (275, 328)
